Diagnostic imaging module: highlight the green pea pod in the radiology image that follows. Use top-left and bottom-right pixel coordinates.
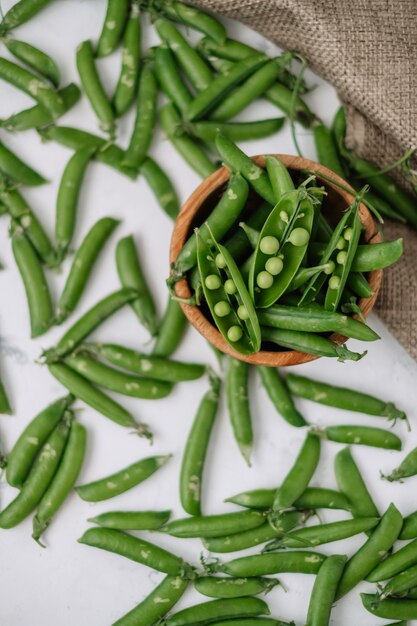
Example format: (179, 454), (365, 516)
(76, 454), (171, 502)
(32, 421), (87, 545)
(1, 0), (55, 30)
(361, 593), (417, 620)
(55, 147), (96, 263)
(3, 38), (60, 87)
(0, 139), (46, 186)
(351, 239), (404, 272)
(249, 189), (315, 307)
(112, 5), (141, 116)
(313, 122), (347, 179)
(379, 563), (417, 598)
(334, 447), (379, 520)
(162, 510), (265, 538)
(0, 416), (72, 529)
(258, 366), (306, 427)
(152, 297), (187, 358)
(188, 118), (285, 143)
(153, 44), (193, 114)
(0, 83), (80, 132)
(6, 394), (74, 488)
(319, 424), (402, 450)
(227, 357), (253, 465)
(346, 271), (374, 298)
(0, 57), (64, 119)
(88, 510), (172, 531)
(220, 552), (326, 577)
(12, 225), (53, 338)
(175, 172), (249, 274)
(164, 597), (270, 626)
(384, 445), (417, 482)
(111, 575), (188, 626)
(367, 537), (417, 583)
(194, 576), (279, 599)
(306, 555), (347, 626)
(265, 155), (295, 201)
(401, 511), (417, 540)
(197, 232), (261, 354)
(161, 2), (226, 43)
(56, 217), (120, 323)
(0, 376), (11, 415)
(123, 63), (157, 169)
(226, 486), (350, 512)
(186, 54), (267, 121)
(141, 157), (180, 221)
(96, 0), (130, 58)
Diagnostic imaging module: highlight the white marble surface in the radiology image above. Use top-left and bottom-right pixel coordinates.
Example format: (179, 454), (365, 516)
(0, 2), (416, 625)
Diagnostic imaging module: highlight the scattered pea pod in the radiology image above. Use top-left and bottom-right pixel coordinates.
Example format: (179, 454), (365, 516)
(313, 122), (347, 179)
(162, 510), (265, 538)
(0, 138), (47, 186)
(0, 0), (55, 31)
(380, 563), (417, 598)
(96, 0), (129, 58)
(383, 445), (417, 482)
(141, 156), (180, 220)
(0, 376), (11, 415)
(401, 511), (417, 541)
(188, 118), (285, 143)
(164, 597), (270, 626)
(152, 297), (187, 357)
(2, 37), (60, 86)
(361, 593), (417, 620)
(219, 551), (326, 577)
(334, 447), (379, 520)
(226, 486), (350, 512)
(258, 366), (306, 427)
(316, 424), (402, 450)
(112, 4), (141, 117)
(227, 357), (253, 465)
(194, 576), (280, 599)
(76, 454), (171, 502)
(351, 239), (404, 271)
(306, 555), (347, 626)
(88, 510), (172, 531)
(153, 44), (193, 114)
(157, 1), (226, 43)
(265, 155), (295, 200)
(367, 537), (417, 583)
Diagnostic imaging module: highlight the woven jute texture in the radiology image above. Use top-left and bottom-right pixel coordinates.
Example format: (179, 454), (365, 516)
(196, 0), (417, 358)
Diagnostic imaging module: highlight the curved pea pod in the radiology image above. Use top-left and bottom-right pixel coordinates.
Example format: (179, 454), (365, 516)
(249, 189), (315, 307)
(0, 376), (11, 415)
(194, 576), (280, 599)
(227, 357), (253, 464)
(197, 231), (261, 354)
(219, 551), (327, 577)
(141, 157), (180, 221)
(258, 366), (306, 427)
(401, 511), (417, 540)
(226, 486), (350, 512)
(152, 297), (187, 358)
(334, 447), (379, 520)
(112, 5), (141, 117)
(1, 0), (55, 30)
(318, 425), (402, 450)
(164, 597), (270, 626)
(161, 2), (226, 43)
(162, 510), (265, 539)
(111, 575), (188, 626)
(361, 593), (417, 620)
(351, 239), (404, 272)
(3, 38), (60, 87)
(88, 510), (171, 531)
(383, 445), (417, 482)
(306, 554), (347, 626)
(0, 139), (47, 186)
(153, 44), (193, 114)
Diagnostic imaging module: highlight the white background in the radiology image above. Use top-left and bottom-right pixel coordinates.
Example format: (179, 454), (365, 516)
(0, 1), (416, 624)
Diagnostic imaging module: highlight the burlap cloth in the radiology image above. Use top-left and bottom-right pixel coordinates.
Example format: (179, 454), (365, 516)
(196, 0), (417, 358)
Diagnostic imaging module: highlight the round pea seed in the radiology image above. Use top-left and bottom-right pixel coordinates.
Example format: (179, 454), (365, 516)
(344, 227), (354, 241)
(324, 260), (336, 275)
(205, 274), (222, 290)
(227, 326), (243, 342)
(265, 256), (284, 275)
(214, 301), (231, 317)
(288, 227), (309, 247)
(237, 305), (249, 320)
(215, 253), (227, 268)
(336, 237), (346, 250)
(257, 271), (274, 289)
(329, 275), (341, 290)
(224, 279), (237, 294)
(337, 250), (348, 265)
(260, 235), (279, 255)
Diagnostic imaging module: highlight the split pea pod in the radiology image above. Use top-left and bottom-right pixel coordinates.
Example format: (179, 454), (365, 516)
(0, 83), (80, 131)
(226, 486), (350, 512)
(116, 235), (158, 336)
(55, 146), (96, 263)
(76, 40), (115, 138)
(220, 552), (326, 577)
(64, 353), (173, 399)
(361, 593), (417, 619)
(174, 173), (249, 274)
(56, 217), (120, 323)
(112, 4), (141, 117)
(76, 454), (171, 502)
(0, 187), (55, 265)
(141, 156), (180, 220)
(367, 538), (417, 583)
(180, 373), (221, 516)
(351, 239), (404, 272)
(318, 425), (402, 450)
(162, 510), (265, 539)
(153, 44), (192, 114)
(38, 125), (137, 179)
(384, 446), (417, 482)
(272, 432), (320, 513)
(0, 0), (55, 30)
(164, 597), (270, 626)
(90, 342), (205, 383)
(2, 38), (60, 87)
(0, 416), (72, 528)
(6, 394), (74, 488)
(334, 447), (379, 519)
(43, 288), (138, 363)
(227, 358), (253, 465)
(111, 575), (188, 626)
(262, 327), (366, 362)
(96, 0), (129, 58)
(286, 373), (405, 422)
(215, 134), (275, 205)
(79, 527), (191, 576)
(258, 304), (379, 341)
(88, 510), (171, 531)
(0, 138), (46, 186)
(188, 118), (285, 143)
(160, 103), (216, 178)
(12, 225), (53, 338)
(152, 297), (187, 357)
(306, 555), (347, 626)
(258, 366), (306, 428)
(0, 57), (64, 119)
(32, 421), (87, 545)
(123, 63), (157, 169)
(161, 2), (226, 43)
(336, 503), (403, 598)
(155, 19), (213, 92)
(194, 577), (279, 599)
(48, 363), (152, 439)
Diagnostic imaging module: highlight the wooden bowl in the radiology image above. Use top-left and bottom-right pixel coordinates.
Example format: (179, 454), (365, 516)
(170, 155), (382, 366)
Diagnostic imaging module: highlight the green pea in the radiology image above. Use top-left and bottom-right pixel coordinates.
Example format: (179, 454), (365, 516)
(205, 274), (222, 290)
(336, 236), (346, 250)
(329, 275), (341, 290)
(336, 250), (347, 265)
(224, 279), (237, 294)
(214, 301), (231, 317)
(215, 253), (227, 268)
(324, 260), (335, 274)
(344, 226), (354, 241)
(237, 305), (249, 320)
(279, 210), (289, 223)
(256, 271), (274, 289)
(227, 326), (243, 342)
(259, 235), (279, 255)
(288, 227), (309, 246)
(265, 257), (283, 275)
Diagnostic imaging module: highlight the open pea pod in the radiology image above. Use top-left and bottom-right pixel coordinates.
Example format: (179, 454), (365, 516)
(249, 188), (315, 308)
(196, 230), (261, 354)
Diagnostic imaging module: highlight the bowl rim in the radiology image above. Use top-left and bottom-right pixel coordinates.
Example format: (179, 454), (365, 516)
(170, 154), (382, 367)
